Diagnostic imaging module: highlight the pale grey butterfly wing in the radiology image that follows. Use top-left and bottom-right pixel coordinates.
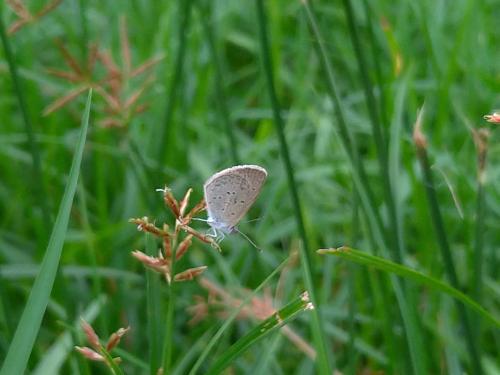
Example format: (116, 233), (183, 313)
(204, 165), (267, 232)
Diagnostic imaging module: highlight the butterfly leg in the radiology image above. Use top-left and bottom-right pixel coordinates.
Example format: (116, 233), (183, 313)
(216, 231), (225, 243)
(206, 227), (217, 238)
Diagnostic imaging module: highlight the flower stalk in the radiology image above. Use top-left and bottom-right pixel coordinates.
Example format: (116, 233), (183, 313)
(131, 186), (218, 374)
(413, 107), (483, 375)
(75, 319), (129, 375)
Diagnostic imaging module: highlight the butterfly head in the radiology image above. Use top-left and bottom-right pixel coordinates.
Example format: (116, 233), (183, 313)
(207, 215), (237, 234)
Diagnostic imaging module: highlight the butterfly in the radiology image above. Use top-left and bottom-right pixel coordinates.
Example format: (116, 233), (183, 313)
(203, 165), (267, 245)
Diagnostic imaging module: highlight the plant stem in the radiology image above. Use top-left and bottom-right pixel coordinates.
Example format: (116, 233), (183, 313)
(162, 238), (178, 374)
(302, 3), (426, 373)
(77, 181), (108, 335)
(341, 0), (403, 262)
(100, 349), (125, 375)
(0, 4), (51, 230)
(472, 129), (488, 307)
(473, 183), (485, 303)
(197, 0), (240, 164)
(78, 0), (88, 61)
(145, 234), (162, 375)
(301, 1), (385, 249)
(157, 0), (192, 169)
(255, 1), (333, 373)
(361, 0), (389, 138)
(415, 133), (483, 374)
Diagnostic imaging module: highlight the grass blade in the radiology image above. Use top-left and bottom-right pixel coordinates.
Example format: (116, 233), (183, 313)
(0, 90), (92, 375)
(197, 0), (240, 164)
(255, 1), (333, 373)
(0, 3), (51, 229)
(472, 129), (489, 305)
(341, 0), (403, 260)
(188, 257), (289, 375)
(205, 292), (314, 375)
(301, 1), (385, 250)
(157, 0), (192, 168)
(318, 248), (499, 328)
(302, 3), (427, 373)
(414, 109), (483, 374)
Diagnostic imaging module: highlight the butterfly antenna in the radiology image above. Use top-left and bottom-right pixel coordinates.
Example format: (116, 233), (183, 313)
(244, 217), (262, 224)
(234, 228), (262, 252)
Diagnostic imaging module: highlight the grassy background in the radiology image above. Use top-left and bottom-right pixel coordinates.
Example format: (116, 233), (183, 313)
(1, 0), (499, 374)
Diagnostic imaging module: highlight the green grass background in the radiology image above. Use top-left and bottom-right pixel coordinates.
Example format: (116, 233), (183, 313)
(1, 0), (499, 374)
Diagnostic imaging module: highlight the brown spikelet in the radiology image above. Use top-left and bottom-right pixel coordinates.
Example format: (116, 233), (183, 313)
(8, 19), (30, 34)
(484, 112), (500, 123)
(36, 0), (62, 18)
(7, 0), (62, 35)
(175, 266), (207, 282)
(46, 68), (82, 83)
(80, 319), (100, 350)
(183, 198), (206, 224)
(7, 0), (30, 18)
(161, 189), (180, 218)
(75, 346), (105, 362)
(43, 86), (88, 116)
(129, 217), (169, 238)
(99, 118), (126, 129)
(176, 235), (193, 260)
(124, 77), (153, 110)
(179, 188), (193, 217)
(119, 16), (131, 76)
(130, 55), (165, 77)
(106, 326), (130, 351)
(413, 106), (427, 150)
(56, 40), (84, 76)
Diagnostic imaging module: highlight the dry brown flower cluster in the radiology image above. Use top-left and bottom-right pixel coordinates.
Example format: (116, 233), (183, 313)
(75, 319), (129, 366)
(43, 17), (164, 128)
(130, 187), (220, 283)
(6, 0), (62, 34)
(6, 1), (163, 128)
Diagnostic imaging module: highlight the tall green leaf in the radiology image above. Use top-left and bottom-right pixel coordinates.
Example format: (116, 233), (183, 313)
(0, 91), (93, 375)
(318, 248), (499, 328)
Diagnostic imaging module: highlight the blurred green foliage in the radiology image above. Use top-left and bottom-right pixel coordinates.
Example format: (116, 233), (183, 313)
(0, 0), (499, 374)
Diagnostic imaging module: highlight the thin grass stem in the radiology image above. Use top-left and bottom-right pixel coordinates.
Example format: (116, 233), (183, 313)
(255, 1), (333, 373)
(145, 235), (162, 375)
(76, 181), (108, 335)
(341, 0), (403, 262)
(189, 257), (290, 375)
(162, 238), (178, 374)
(361, 0), (389, 143)
(78, 0), (88, 61)
(0, 4), (51, 230)
(346, 191), (360, 374)
(472, 129), (488, 307)
(301, 1), (385, 250)
(302, 3), (426, 373)
(197, 0), (240, 164)
(415, 124), (483, 374)
(157, 0), (193, 168)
